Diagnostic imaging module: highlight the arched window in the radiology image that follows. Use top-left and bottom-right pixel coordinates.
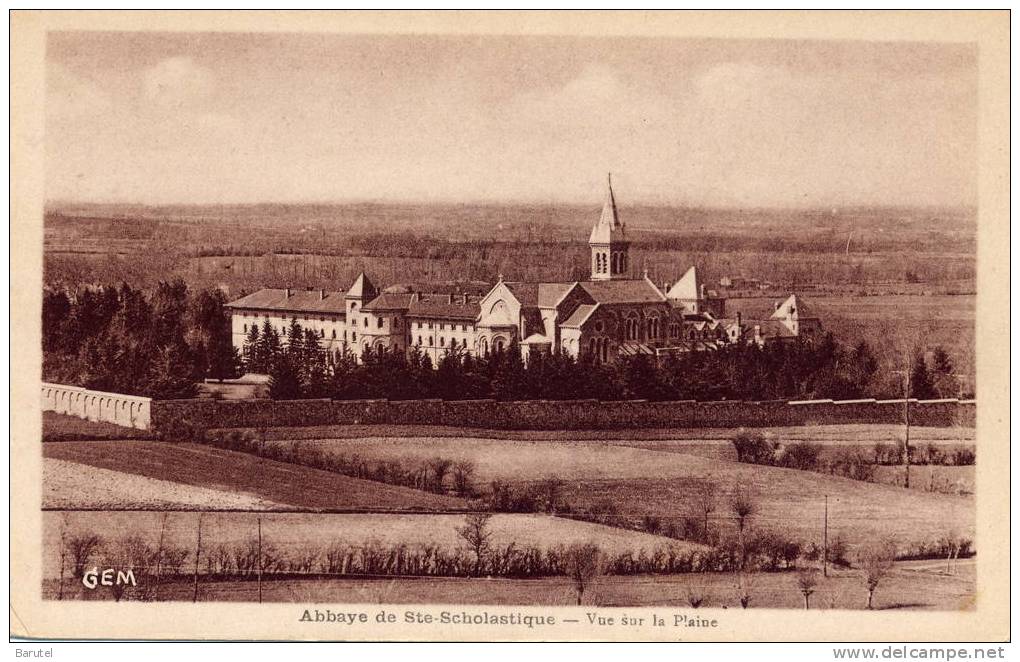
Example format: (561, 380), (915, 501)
(600, 338), (609, 363)
(319, 329), (325, 338)
(625, 314), (639, 341)
(481, 338), (489, 355)
(494, 339), (505, 352)
(332, 329), (337, 339)
(440, 337), (445, 347)
(363, 317), (368, 327)
(377, 317), (384, 329)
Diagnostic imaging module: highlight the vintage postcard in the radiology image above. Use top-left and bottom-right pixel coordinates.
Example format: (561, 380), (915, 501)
(9, 10), (1010, 642)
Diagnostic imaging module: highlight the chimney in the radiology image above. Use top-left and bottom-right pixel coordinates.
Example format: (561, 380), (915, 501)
(411, 292), (419, 303)
(700, 283), (706, 298)
(774, 301), (781, 311)
(285, 288), (292, 298)
(460, 293), (467, 305)
(319, 289), (326, 300)
(736, 311), (742, 326)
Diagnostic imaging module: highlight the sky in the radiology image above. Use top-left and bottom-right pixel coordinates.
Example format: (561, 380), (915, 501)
(46, 32), (977, 207)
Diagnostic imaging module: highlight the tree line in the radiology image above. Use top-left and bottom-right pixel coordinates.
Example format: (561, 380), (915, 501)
(257, 319), (961, 403)
(42, 281), (240, 399)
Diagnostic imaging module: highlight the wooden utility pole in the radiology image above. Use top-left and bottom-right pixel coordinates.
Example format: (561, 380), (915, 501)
(153, 513), (168, 601)
(823, 495), (828, 577)
(892, 365), (912, 489)
(192, 514), (203, 603)
(257, 517), (263, 604)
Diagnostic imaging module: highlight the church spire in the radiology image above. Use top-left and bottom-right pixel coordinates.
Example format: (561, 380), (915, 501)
(590, 172), (623, 243)
(589, 173), (630, 281)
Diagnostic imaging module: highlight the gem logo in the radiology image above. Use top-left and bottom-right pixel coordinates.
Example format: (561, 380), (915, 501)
(81, 567), (137, 590)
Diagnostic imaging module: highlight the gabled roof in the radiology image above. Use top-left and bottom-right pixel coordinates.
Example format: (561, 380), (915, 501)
(537, 282), (577, 308)
(226, 288), (348, 314)
(361, 292), (414, 312)
(521, 333), (552, 345)
(589, 174), (626, 245)
(666, 266), (700, 300)
(502, 281), (540, 307)
(346, 272), (378, 300)
(407, 294), (481, 321)
(770, 294), (817, 320)
(560, 303), (599, 329)
(579, 278), (667, 305)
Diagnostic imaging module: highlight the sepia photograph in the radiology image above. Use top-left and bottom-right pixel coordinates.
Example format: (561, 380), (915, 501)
(9, 9), (1010, 644)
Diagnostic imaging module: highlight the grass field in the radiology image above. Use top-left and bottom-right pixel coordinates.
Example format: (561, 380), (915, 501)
(42, 412), (153, 442)
(43, 459), (287, 510)
(41, 510), (696, 579)
(43, 560), (975, 611)
(871, 465), (974, 495)
(43, 441), (468, 511)
(275, 435), (973, 550)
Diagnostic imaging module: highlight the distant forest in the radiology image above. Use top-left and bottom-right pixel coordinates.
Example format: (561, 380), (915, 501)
(43, 203), (975, 296)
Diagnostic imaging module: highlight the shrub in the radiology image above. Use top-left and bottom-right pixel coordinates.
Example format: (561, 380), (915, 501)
(732, 433), (777, 465)
(779, 442), (822, 471)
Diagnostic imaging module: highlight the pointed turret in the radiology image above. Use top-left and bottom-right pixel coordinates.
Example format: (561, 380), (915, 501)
(589, 173), (625, 244)
(589, 173), (630, 281)
(346, 272), (377, 302)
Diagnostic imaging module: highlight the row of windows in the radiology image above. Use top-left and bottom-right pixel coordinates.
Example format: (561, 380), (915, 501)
(416, 336), (469, 349)
(413, 321), (471, 332)
(239, 313), (340, 323)
(242, 323), (336, 339)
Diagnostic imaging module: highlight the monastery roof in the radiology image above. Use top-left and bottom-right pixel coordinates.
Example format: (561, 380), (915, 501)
(226, 288), (348, 314)
(502, 281), (540, 307)
(521, 333), (552, 345)
(384, 281), (492, 296)
(578, 278), (667, 305)
(538, 282), (577, 308)
(407, 295), (481, 321)
(771, 294), (818, 320)
(666, 266), (700, 300)
(560, 304), (599, 329)
(361, 293), (415, 312)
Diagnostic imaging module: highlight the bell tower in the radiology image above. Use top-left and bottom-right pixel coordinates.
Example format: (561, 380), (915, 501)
(589, 173), (630, 281)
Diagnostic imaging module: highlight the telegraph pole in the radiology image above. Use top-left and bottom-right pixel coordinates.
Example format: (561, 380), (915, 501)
(823, 495), (828, 577)
(257, 517), (263, 604)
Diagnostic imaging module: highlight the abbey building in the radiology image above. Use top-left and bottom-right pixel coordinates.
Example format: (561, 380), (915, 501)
(226, 177), (821, 366)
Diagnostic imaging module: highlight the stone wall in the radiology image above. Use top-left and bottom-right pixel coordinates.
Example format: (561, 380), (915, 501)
(41, 383), (152, 430)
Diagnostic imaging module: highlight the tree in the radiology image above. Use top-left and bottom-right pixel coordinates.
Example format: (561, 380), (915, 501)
(563, 542), (602, 606)
(206, 328), (241, 382)
(859, 540), (898, 609)
(797, 569), (820, 609)
(730, 488), (758, 570)
(909, 351), (936, 400)
(452, 461), (476, 498)
(694, 481), (717, 543)
(67, 533), (104, 578)
(242, 324), (260, 373)
(930, 346), (959, 399)
(455, 512), (493, 577)
(268, 353), (303, 400)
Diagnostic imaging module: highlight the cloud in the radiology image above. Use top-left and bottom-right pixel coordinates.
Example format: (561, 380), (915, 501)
(46, 63), (112, 119)
(142, 57), (214, 108)
(506, 64), (673, 129)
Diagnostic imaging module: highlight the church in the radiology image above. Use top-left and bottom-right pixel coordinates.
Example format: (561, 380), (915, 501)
(226, 177), (821, 366)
